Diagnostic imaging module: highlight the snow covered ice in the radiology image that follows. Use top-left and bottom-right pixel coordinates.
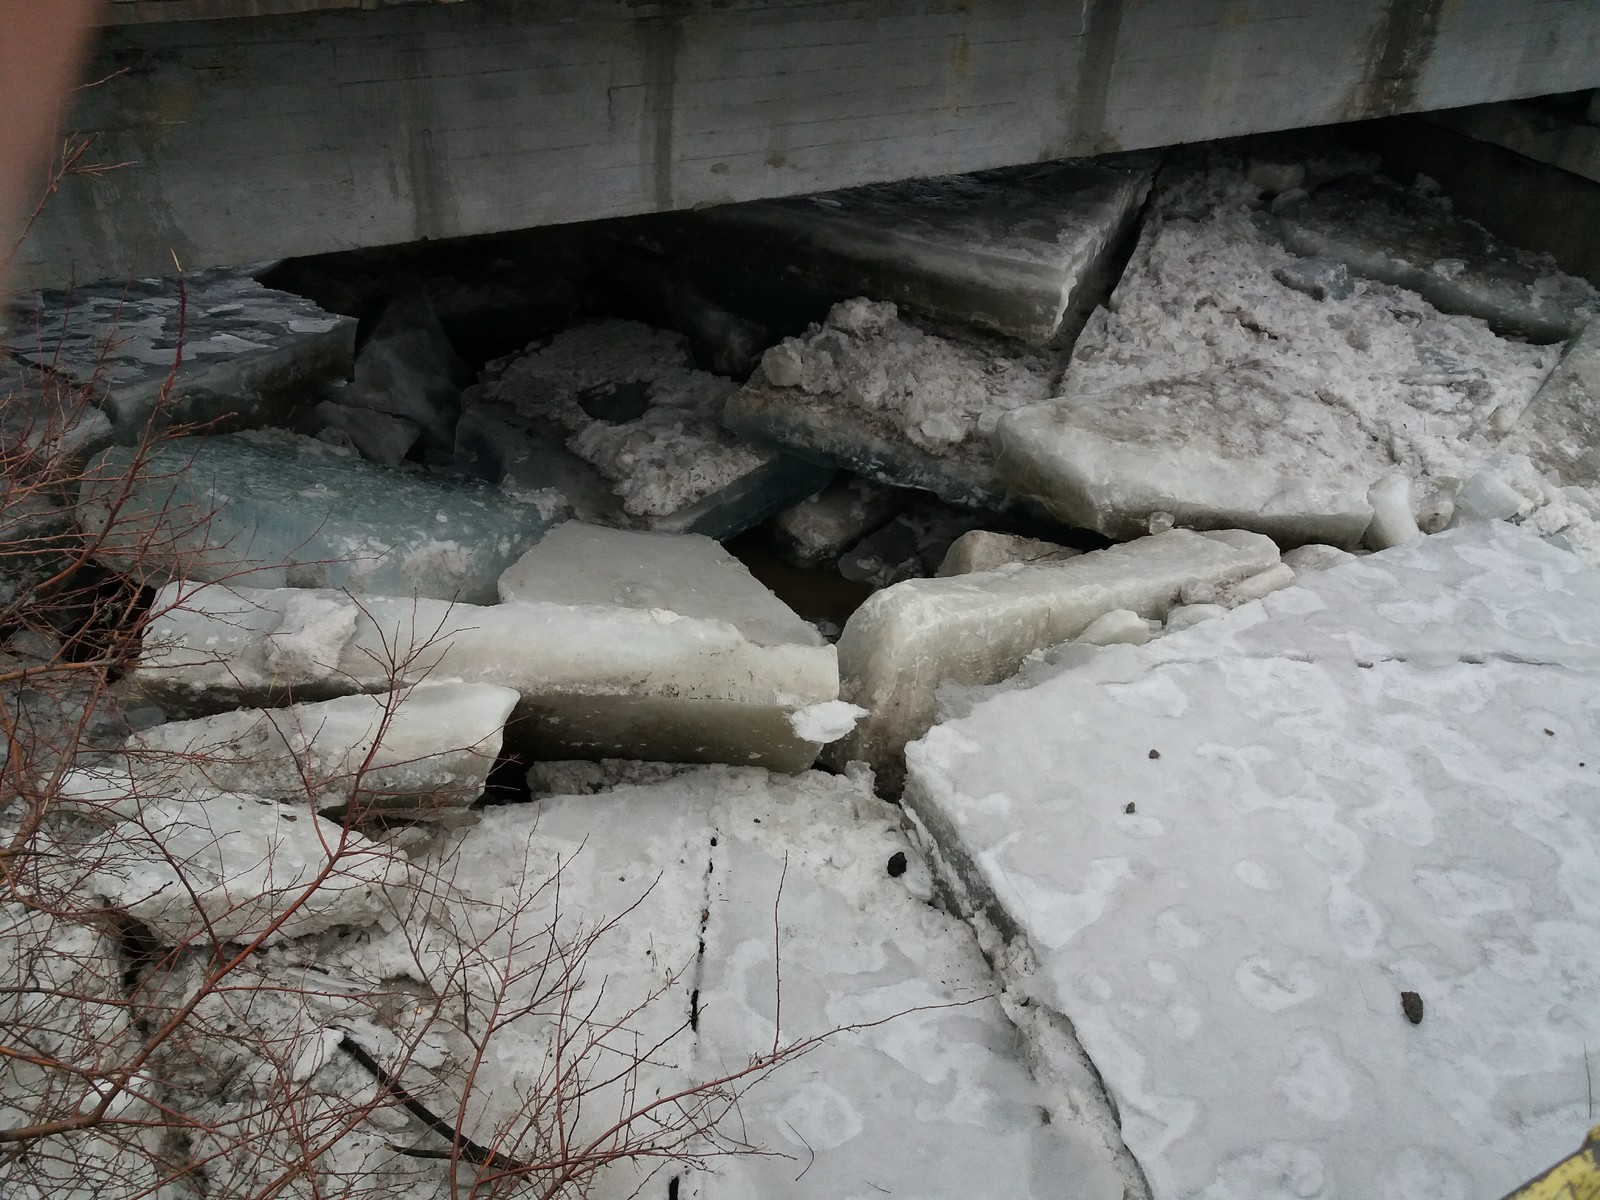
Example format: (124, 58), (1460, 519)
(904, 522), (1600, 1199)
(372, 766), (1136, 1200)
(996, 159), (1565, 550)
(728, 298), (1059, 510)
(78, 430), (565, 602)
(467, 319), (829, 537)
(89, 791), (409, 946)
(4, 267), (355, 444)
(664, 158), (1152, 345)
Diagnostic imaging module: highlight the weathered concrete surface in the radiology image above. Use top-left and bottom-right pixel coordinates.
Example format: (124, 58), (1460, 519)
(19, 0), (1600, 287)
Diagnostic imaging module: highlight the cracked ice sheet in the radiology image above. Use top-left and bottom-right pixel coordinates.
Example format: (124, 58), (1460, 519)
(386, 767), (1129, 1200)
(904, 523), (1600, 1200)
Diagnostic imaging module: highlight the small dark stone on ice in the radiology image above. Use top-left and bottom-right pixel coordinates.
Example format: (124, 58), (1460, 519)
(1545, 728), (1556, 736)
(1148, 749), (1161, 760)
(1401, 990), (1424, 1024)
(886, 851), (908, 878)
(1124, 802), (1136, 814)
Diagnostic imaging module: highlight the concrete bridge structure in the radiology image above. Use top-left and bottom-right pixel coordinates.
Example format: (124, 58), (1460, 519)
(16, 0), (1600, 288)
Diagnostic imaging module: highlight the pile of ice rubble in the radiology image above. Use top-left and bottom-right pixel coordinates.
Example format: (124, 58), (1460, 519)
(3, 139), (1600, 1199)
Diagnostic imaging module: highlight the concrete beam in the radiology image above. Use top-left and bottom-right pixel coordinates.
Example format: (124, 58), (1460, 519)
(17, 0), (1600, 288)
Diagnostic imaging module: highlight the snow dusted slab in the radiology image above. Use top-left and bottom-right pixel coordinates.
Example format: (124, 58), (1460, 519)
(398, 767), (1131, 1200)
(78, 431), (566, 603)
(831, 528), (1279, 791)
(121, 682), (517, 817)
(499, 522), (822, 649)
(997, 371), (1377, 546)
(938, 529), (1079, 576)
(91, 792), (407, 945)
(1042, 162), (1560, 550)
(1274, 176), (1600, 342)
(469, 320), (828, 538)
(904, 523), (1600, 1199)
(727, 299), (1058, 510)
(128, 582), (837, 771)
(671, 159), (1152, 345)
(4, 268), (355, 444)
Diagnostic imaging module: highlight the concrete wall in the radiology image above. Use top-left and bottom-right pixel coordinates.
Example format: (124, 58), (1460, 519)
(18, 0), (1600, 288)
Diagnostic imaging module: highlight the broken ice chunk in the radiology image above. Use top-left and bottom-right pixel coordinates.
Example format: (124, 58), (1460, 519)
(1165, 602), (1227, 631)
(121, 683), (518, 818)
(129, 581), (838, 772)
(996, 371), (1377, 547)
(1497, 317), (1600, 489)
(788, 700), (868, 744)
(76, 431), (566, 603)
(837, 498), (992, 589)
(4, 268), (355, 444)
(465, 320), (828, 537)
(644, 158), (1152, 345)
(1274, 177), (1600, 342)
(310, 398), (420, 465)
(498, 522), (824, 650)
(1074, 609), (1150, 647)
(937, 529), (1081, 576)
(90, 792), (407, 945)
(767, 474), (906, 568)
(1281, 543), (1359, 574)
(1449, 471), (1527, 525)
(1217, 562), (1297, 605)
(726, 300), (1058, 510)
(828, 528), (1280, 792)
(1363, 474), (1424, 551)
(336, 291), (468, 462)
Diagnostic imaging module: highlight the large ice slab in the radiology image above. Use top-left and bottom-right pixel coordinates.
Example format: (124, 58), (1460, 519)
(78, 431), (566, 603)
(904, 523), (1600, 1199)
(379, 766), (1134, 1200)
(1028, 161), (1561, 549)
(727, 299), (1058, 509)
(114, 683), (517, 818)
(656, 159), (1152, 345)
(468, 320), (828, 537)
(1274, 176), (1600, 342)
(830, 528), (1280, 792)
(4, 268), (355, 444)
(498, 521), (823, 649)
(127, 581), (838, 771)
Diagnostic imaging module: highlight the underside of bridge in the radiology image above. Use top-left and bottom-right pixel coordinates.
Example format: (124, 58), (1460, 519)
(15, 0), (1600, 288)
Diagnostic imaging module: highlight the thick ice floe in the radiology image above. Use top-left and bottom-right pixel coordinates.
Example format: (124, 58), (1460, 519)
(78, 431), (565, 602)
(128, 577), (837, 771)
(904, 523), (1600, 1199)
